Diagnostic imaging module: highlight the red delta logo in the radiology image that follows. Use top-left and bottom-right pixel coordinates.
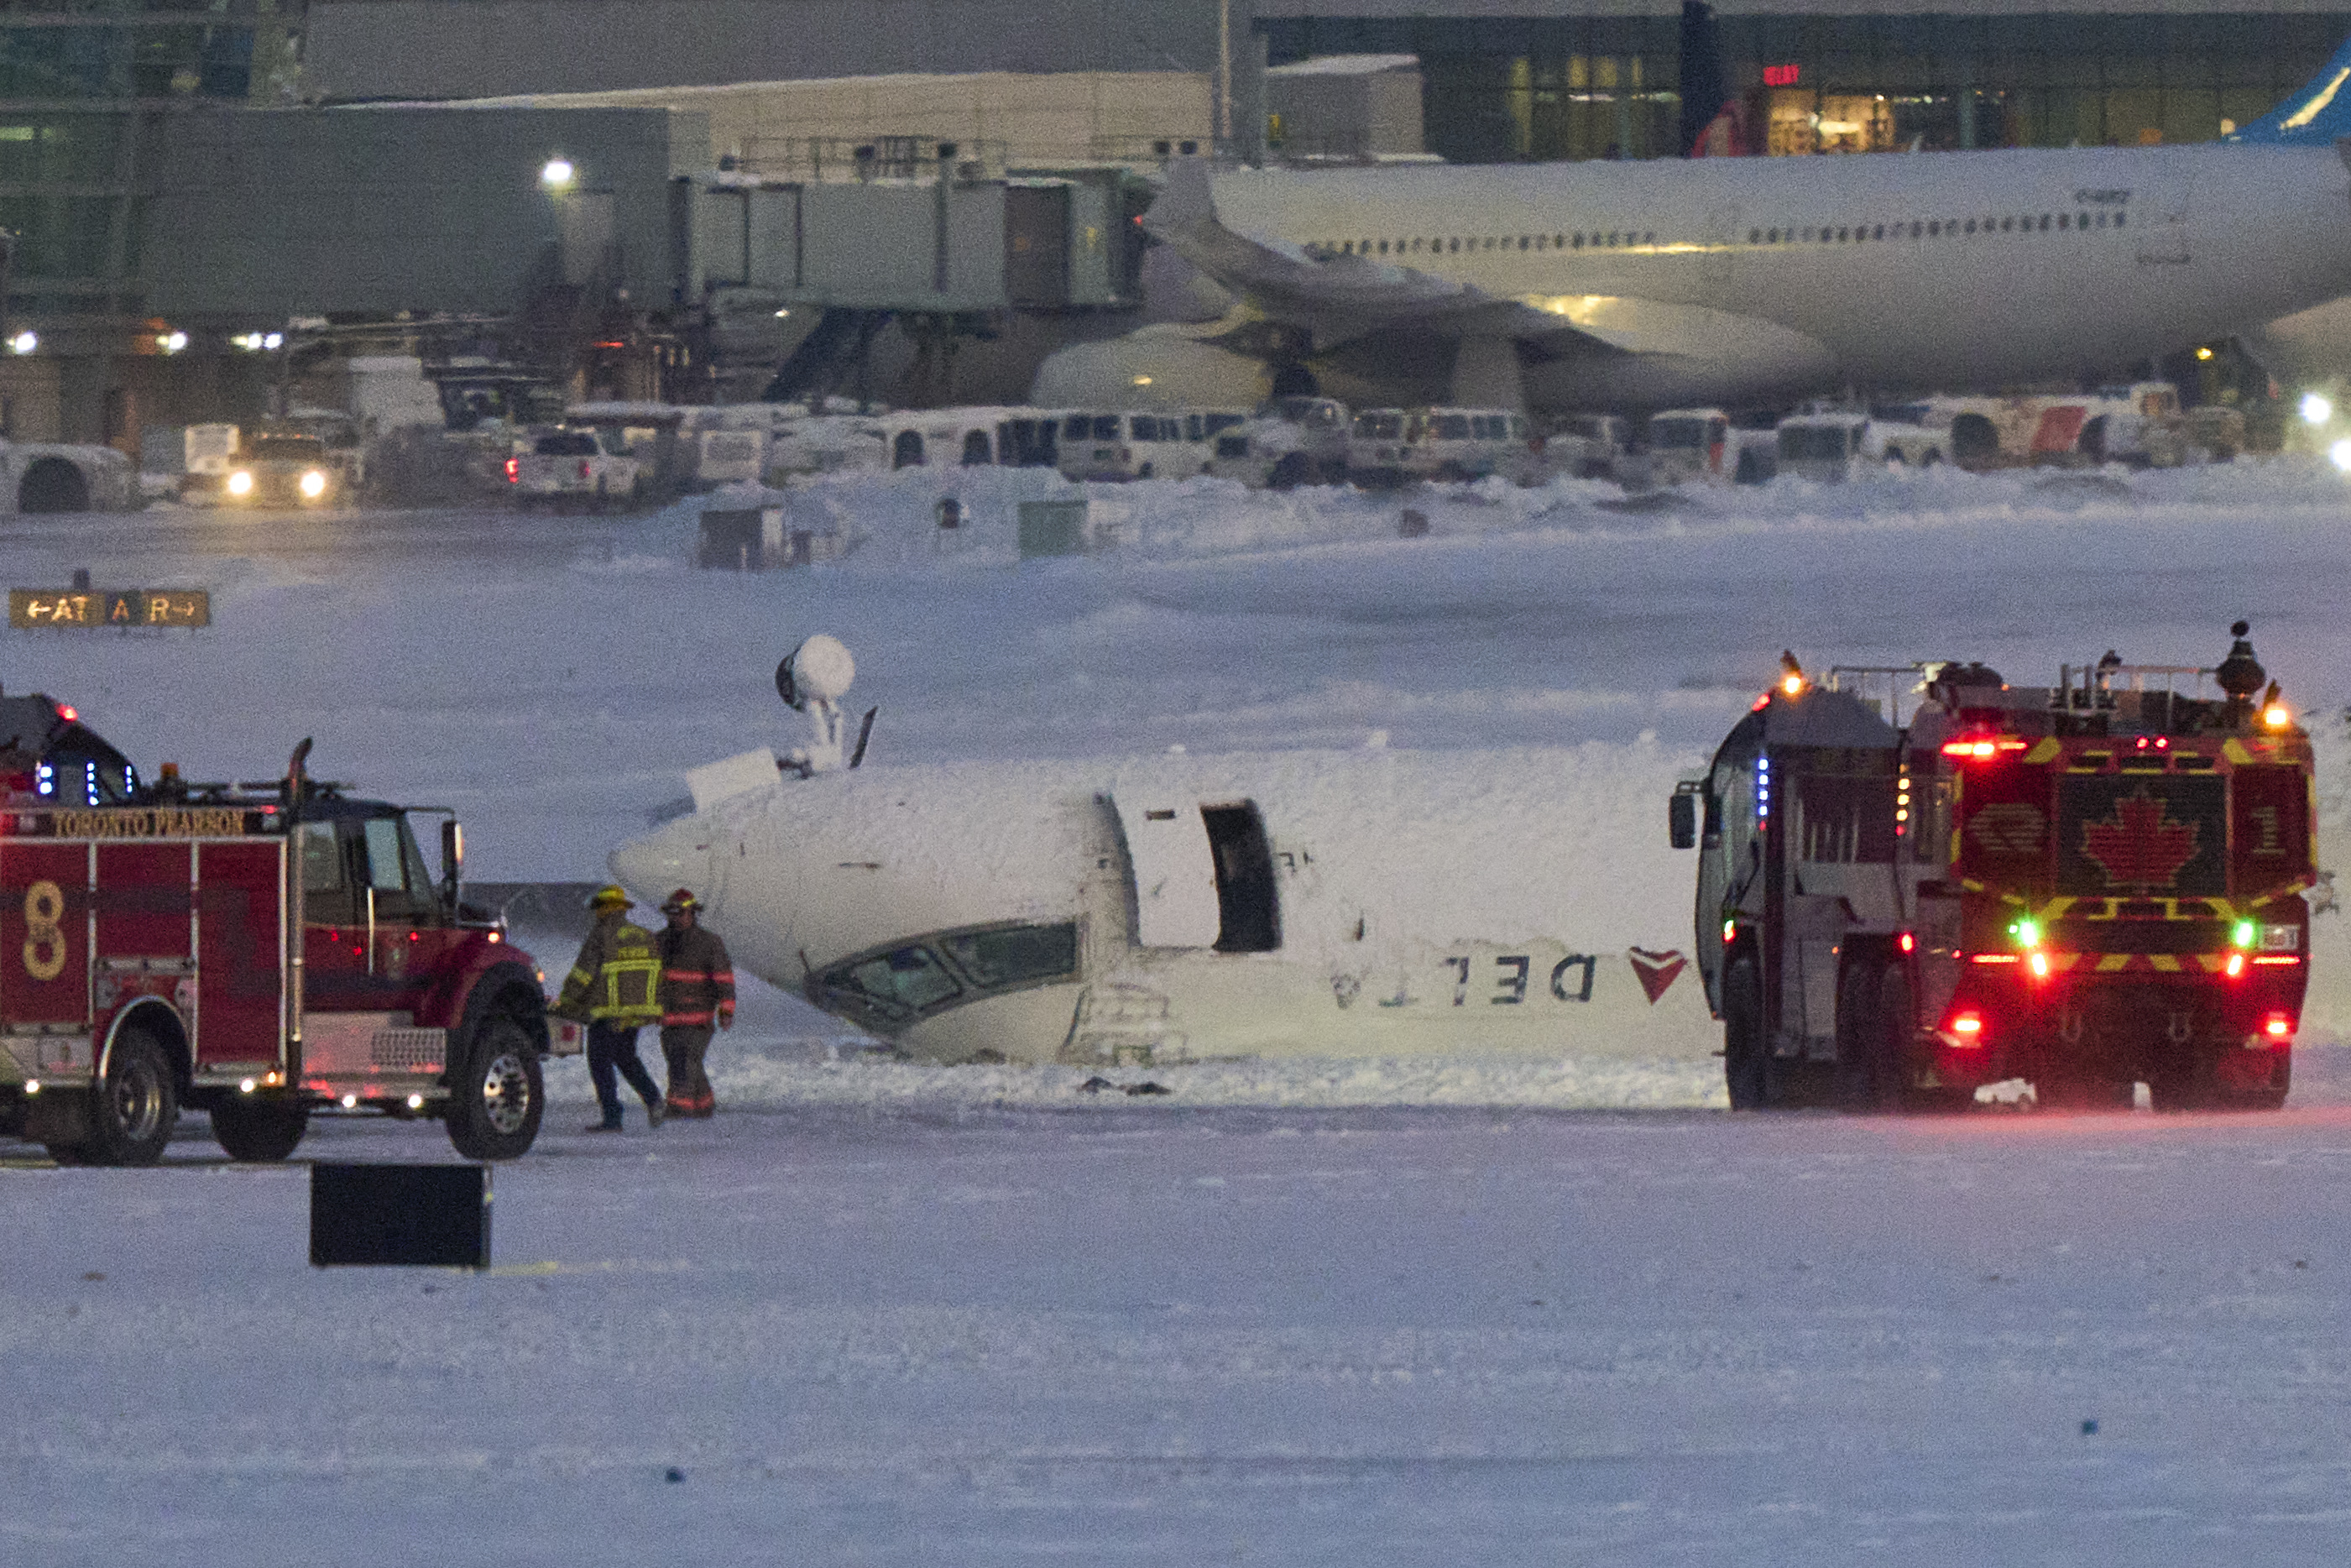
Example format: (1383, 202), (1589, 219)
(1627, 948), (1687, 1004)
(2080, 787), (2201, 891)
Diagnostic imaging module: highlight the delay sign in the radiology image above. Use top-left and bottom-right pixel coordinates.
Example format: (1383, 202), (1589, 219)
(9, 588), (211, 629)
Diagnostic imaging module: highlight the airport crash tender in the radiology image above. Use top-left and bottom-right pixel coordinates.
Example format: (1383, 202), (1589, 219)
(1671, 626), (2315, 1111)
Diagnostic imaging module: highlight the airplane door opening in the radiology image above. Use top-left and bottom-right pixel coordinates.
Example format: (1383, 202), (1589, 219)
(1202, 802), (1280, 953)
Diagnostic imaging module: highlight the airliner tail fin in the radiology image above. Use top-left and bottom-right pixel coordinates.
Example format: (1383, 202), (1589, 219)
(2230, 35), (2351, 144)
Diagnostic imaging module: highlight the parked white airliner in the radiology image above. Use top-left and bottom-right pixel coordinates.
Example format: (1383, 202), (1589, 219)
(1033, 144), (2351, 411)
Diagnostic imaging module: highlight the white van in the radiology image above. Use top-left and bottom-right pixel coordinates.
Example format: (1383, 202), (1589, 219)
(1548, 414), (1632, 480)
(1347, 407), (1536, 487)
(1643, 409), (1732, 484)
(1057, 410), (1233, 482)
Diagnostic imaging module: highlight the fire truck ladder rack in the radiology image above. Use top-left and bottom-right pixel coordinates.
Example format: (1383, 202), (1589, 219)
(2051, 661), (2213, 713)
(1824, 665), (1933, 729)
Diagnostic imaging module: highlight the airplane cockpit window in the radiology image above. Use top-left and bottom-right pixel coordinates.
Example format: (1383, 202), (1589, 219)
(828, 946), (962, 1017)
(940, 923), (1079, 990)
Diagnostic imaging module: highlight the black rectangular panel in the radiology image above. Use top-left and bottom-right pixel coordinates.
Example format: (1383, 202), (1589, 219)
(310, 1163), (490, 1269)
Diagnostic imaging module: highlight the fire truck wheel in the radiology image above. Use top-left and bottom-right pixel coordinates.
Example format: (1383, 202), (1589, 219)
(1834, 962), (1883, 1111)
(446, 1017), (544, 1161)
(1723, 954), (1768, 1110)
(81, 1031), (178, 1167)
(211, 1097), (311, 1163)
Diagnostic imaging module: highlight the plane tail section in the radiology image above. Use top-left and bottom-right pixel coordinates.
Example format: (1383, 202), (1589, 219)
(2228, 34), (2351, 144)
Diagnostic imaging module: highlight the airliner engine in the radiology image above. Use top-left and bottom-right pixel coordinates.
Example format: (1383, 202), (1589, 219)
(1032, 321), (1277, 411)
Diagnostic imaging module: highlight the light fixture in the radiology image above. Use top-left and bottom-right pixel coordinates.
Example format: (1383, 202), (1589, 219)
(2302, 390), (2333, 426)
(2330, 437), (2351, 473)
(2195, 346), (2214, 361)
(156, 330), (187, 354)
(8, 329), (35, 355)
(541, 156), (577, 189)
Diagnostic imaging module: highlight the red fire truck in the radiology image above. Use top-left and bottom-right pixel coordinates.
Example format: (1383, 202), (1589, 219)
(0, 693), (559, 1164)
(1671, 624), (2315, 1111)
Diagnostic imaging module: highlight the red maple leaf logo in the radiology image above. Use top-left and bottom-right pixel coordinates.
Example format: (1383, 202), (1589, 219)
(2080, 788), (2200, 890)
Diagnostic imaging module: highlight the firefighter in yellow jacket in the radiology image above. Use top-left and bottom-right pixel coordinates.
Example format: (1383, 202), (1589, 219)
(554, 886), (667, 1132)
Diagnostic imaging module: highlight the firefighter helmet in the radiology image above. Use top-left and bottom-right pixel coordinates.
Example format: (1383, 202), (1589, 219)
(661, 887), (700, 913)
(587, 885), (632, 912)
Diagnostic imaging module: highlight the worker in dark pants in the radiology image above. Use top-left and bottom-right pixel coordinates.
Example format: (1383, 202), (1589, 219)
(656, 887), (735, 1118)
(555, 885), (666, 1132)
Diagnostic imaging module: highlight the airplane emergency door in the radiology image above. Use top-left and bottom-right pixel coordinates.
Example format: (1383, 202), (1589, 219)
(1703, 205), (1740, 290)
(2134, 180), (2188, 265)
(1110, 792), (1282, 952)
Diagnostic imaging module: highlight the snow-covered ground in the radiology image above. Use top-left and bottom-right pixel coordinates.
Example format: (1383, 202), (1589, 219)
(8, 463), (2351, 1560)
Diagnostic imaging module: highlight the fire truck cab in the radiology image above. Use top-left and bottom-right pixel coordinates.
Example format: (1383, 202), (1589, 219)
(0, 693), (556, 1164)
(1672, 625), (2314, 1112)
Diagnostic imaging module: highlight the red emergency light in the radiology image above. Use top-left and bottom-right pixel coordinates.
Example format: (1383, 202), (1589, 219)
(1947, 1010), (1984, 1044)
(1763, 64), (1800, 87)
(2265, 1013), (2293, 1038)
(1941, 734), (2028, 759)
(504, 457), (519, 483)
(55, 703), (76, 722)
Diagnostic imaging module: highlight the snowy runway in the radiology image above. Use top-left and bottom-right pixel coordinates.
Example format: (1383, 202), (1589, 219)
(12, 1102), (2351, 1564)
(6, 464), (2351, 1558)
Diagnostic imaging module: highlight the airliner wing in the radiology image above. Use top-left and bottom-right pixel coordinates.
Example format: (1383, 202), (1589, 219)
(1144, 159), (1538, 338)
(1143, 160), (1833, 383)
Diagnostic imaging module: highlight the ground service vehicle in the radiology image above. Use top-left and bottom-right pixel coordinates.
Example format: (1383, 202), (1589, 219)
(509, 428), (641, 508)
(0, 696), (558, 1165)
(1671, 625), (2313, 1112)
(217, 433), (341, 507)
(1774, 411), (1948, 480)
(1346, 406), (1536, 487)
(1643, 409), (1732, 483)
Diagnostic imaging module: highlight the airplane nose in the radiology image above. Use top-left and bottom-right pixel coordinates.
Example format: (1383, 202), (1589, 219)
(609, 818), (709, 908)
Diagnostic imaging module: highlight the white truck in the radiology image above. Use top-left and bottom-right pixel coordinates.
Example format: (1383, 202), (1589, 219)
(1773, 410), (1949, 481)
(507, 428), (642, 509)
(1547, 414), (1632, 480)
(1205, 397), (1353, 488)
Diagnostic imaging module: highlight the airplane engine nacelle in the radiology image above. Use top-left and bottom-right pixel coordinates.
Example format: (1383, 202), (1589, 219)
(1031, 326), (1274, 412)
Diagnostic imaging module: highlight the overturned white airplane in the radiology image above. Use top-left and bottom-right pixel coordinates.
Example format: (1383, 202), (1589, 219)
(611, 639), (1709, 1066)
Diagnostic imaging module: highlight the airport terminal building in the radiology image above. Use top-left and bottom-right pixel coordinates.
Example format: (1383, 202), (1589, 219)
(1261, 3), (2351, 162)
(3, 0), (2349, 442)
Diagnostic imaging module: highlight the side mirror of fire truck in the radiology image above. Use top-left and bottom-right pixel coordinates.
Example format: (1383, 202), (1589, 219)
(1669, 779), (1701, 849)
(441, 818), (464, 907)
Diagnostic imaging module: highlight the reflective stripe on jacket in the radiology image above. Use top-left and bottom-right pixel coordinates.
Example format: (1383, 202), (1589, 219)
(658, 923), (736, 1027)
(557, 917), (665, 1024)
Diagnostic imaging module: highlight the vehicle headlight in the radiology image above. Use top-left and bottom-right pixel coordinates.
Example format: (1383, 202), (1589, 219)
(225, 469), (254, 496)
(299, 469), (327, 499)
(2301, 391), (2333, 426)
(2329, 437), (2351, 474)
